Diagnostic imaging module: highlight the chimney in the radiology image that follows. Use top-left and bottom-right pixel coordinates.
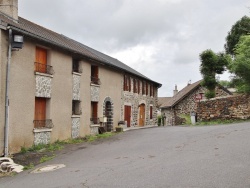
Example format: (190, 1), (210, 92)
(0, 0), (18, 22)
(173, 84), (178, 96)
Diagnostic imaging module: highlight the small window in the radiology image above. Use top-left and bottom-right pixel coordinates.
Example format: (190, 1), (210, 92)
(142, 81), (145, 95)
(146, 83), (148, 95)
(150, 106), (153, 119)
(123, 75), (131, 91)
(72, 100), (82, 115)
(72, 58), (82, 73)
(133, 79), (137, 93)
(138, 80), (140, 94)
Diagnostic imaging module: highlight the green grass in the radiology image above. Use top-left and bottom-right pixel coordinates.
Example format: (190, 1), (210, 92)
(23, 163), (34, 170)
(179, 114), (192, 125)
(40, 155), (55, 163)
(86, 132), (115, 142)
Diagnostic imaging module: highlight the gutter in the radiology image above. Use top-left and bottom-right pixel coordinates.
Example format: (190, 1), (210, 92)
(4, 27), (12, 157)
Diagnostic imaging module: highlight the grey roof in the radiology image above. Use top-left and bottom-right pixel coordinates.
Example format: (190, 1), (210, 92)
(160, 80), (232, 109)
(0, 14), (161, 86)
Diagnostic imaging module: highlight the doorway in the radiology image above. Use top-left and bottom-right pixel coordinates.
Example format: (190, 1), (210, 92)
(139, 104), (145, 126)
(124, 105), (131, 127)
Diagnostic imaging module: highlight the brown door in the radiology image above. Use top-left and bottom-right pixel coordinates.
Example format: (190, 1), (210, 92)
(34, 98), (46, 128)
(36, 47), (47, 73)
(124, 105), (131, 127)
(139, 104), (145, 126)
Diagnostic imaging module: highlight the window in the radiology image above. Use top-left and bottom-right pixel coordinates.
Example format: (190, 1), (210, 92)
(72, 100), (82, 115)
(152, 86), (155, 97)
(142, 81), (145, 95)
(133, 79), (137, 93)
(91, 102), (99, 124)
(34, 97), (53, 128)
(91, 65), (100, 85)
(138, 80), (140, 94)
(123, 75), (131, 91)
(150, 84), (154, 97)
(146, 83), (148, 95)
(150, 106), (153, 119)
(72, 58), (82, 73)
(35, 47), (54, 75)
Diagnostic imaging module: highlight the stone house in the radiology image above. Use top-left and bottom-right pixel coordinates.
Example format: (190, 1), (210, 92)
(0, 0), (161, 155)
(160, 80), (231, 125)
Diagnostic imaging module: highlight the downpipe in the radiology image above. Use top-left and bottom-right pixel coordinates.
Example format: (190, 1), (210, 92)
(4, 28), (12, 157)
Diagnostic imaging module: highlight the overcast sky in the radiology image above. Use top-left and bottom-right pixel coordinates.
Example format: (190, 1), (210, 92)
(19, 0), (249, 97)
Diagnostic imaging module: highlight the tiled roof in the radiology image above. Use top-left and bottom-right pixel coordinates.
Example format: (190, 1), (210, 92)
(0, 14), (160, 85)
(157, 97), (172, 108)
(160, 80), (202, 108)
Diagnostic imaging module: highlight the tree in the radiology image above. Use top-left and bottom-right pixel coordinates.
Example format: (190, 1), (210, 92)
(199, 49), (230, 98)
(228, 35), (250, 93)
(225, 16), (250, 56)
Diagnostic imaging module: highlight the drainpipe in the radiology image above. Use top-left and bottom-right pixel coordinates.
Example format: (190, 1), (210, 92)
(4, 28), (12, 157)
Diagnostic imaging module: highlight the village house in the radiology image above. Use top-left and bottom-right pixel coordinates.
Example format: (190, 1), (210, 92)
(159, 80), (231, 125)
(0, 0), (161, 156)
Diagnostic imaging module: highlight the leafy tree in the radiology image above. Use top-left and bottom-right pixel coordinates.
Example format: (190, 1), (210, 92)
(219, 80), (236, 88)
(200, 49), (230, 98)
(228, 35), (250, 93)
(225, 16), (250, 56)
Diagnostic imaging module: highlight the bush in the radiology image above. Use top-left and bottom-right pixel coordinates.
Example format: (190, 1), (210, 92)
(157, 115), (162, 126)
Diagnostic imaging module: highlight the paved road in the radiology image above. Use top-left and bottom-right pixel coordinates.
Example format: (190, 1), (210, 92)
(1, 122), (250, 188)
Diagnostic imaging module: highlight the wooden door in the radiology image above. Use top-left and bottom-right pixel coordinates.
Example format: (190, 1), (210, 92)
(36, 47), (47, 73)
(139, 104), (145, 126)
(124, 105), (131, 127)
(34, 98), (46, 127)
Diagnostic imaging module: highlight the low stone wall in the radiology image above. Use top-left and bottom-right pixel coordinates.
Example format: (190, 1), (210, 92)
(197, 95), (250, 121)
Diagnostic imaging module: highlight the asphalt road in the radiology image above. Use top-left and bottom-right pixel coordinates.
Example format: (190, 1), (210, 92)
(1, 122), (250, 188)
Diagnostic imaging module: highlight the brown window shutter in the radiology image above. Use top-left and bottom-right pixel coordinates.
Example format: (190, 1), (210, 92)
(150, 106), (153, 119)
(129, 77), (131, 92)
(124, 75), (126, 91)
(138, 80), (140, 94)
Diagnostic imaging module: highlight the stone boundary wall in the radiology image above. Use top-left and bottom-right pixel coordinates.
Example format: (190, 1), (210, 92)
(197, 95), (250, 121)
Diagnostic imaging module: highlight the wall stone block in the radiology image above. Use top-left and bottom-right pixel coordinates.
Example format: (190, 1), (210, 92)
(72, 74), (81, 100)
(72, 117), (80, 138)
(35, 75), (52, 98)
(91, 85), (99, 102)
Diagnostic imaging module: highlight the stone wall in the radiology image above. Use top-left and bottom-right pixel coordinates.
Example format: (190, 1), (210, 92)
(121, 77), (158, 127)
(161, 85), (231, 125)
(197, 95), (250, 121)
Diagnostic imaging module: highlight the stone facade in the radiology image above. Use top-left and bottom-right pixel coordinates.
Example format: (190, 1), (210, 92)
(91, 85), (100, 102)
(35, 74), (52, 98)
(72, 74), (81, 100)
(33, 129), (51, 145)
(197, 95), (250, 121)
(162, 86), (231, 125)
(71, 117), (80, 138)
(121, 78), (158, 127)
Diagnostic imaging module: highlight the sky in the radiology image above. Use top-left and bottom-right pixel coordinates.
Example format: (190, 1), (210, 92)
(19, 0), (249, 97)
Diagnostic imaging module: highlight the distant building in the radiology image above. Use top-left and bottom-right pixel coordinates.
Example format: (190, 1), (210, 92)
(159, 80), (232, 125)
